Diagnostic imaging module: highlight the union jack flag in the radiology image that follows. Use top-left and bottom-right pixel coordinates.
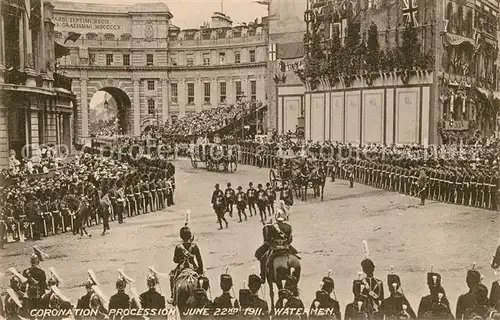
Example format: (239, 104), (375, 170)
(402, 0), (418, 27)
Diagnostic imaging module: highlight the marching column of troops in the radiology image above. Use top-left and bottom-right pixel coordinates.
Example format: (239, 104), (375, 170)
(237, 141), (499, 211)
(3, 246), (500, 320)
(0, 147), (176, 245)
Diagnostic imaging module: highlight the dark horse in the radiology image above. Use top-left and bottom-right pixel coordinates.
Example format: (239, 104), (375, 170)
(492, 245), (500, 269)
(266, 252), (301, 313)
(172, 263), (199, 315)
(310, 165), (327, 201)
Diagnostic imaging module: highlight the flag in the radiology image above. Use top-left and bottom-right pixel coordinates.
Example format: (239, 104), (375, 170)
(55, 42), (70, 59)
(64, 32), (81, 44)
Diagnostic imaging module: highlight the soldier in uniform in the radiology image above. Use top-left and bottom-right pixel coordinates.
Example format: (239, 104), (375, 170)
(109, 271), (139, 318)
(246, 182), (257, 217)
(139, 271), (165, 310)
(279, 181), (294, 207)
(380, 273), (416, 319)
(360, 253), (384, 318)
(309, 275), (341, 320)
(417, 271), (453, 319)
(265, 182), (276, 216)
(22, 247), (48, 311)
(225, 183), (236, 218)
(242, 274), (269, 317)
(133, 181), (143, 215)
(256, 184), (269, 225)
(213, 273), (239, 311)
(344, 277), (370, 320)
(417, 169), (428, 206)
(212, 184), (228, 230)
(235, 186), (248, 223)
(456, 268), (486, 320)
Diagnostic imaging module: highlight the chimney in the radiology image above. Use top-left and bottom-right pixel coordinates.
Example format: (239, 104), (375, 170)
(211, 12), (232, 28)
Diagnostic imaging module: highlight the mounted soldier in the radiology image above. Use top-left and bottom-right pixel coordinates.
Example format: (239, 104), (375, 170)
(168, 211), (204, 307)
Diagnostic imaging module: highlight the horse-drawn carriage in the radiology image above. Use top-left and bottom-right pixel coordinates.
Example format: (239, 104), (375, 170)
(269, 155), (327, 201)
(190, 143), (238, 172)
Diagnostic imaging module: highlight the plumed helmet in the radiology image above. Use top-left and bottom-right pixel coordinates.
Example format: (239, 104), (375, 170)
(361, 259), (375, 274)
(116, 276), (127, 290)
(248, 274), (262, 292)
(198, 276), (210, 291)
(9, 276), (21, 291)
(427, 272), (442, 288)
(84, 279), (94, 290)
(387, 274), (401, 293)
(352, 279), (364, 297)
(220, 274), (233, 291)
(466, 270), (481, 288)
(146, 274), (158, 288)
(180, 226), (192, 242)
(321, 276), (334, 293)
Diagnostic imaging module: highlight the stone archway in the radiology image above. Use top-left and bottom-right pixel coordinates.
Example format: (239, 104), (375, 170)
(88, 87), (132, 136)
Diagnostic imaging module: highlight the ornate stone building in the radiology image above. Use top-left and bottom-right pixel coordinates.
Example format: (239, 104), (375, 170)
(0, 0), (75, 168)
(53, 1), (267, 139)
(272, 0), (500, 144)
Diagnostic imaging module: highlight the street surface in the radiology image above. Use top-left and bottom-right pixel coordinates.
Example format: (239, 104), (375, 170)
(1, 159), (499, 313)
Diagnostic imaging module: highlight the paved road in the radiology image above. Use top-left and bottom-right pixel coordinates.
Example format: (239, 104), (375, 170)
(1, 159), (499, 314)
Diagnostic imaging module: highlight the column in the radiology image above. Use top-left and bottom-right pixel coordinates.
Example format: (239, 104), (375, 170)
(38, 0), (45, 73)
(210, 77), (217, 107)
(19, 17), (24, 70)
(81, 79), (88, 137)
(257, 75), (266, 103)
(161, 79), (169, 123)
(30, 109), (40, 159)
(24, 0), (34, 70)
(178, 80), (186, 117)
(194, 78), (202, 113)
(133, 79), (141, 136)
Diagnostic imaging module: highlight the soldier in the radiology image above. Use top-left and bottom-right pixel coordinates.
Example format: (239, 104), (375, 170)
(265, 182), (276, 216)
(212, 184), (228, 230)
(380, 272), (416, 319)
(490, 271), (500, 311)
(279, 181), (294, 207)
(133, 181), (143, 214)
(456, 267), (487, 320)
(309, 274), (341, 320)
(242, 274), (269, 317)
(344, 276), (370, 320)
(108, 271), (135, 318)
(417, 271), (453, 319)
(417, 169), (428, 206)
(116, 182), (126, 224)
(22, 247), (48, 311)
(256, 184), (268, 225)
(360, 241), (384, 318)
(225, 183), (236, 218)
(76, 271), (99, 310)
(139, 270), (166, 310)
(213, 273), (239, 313)
(246, 182), (257, 217)
(235, 186), (248, 223)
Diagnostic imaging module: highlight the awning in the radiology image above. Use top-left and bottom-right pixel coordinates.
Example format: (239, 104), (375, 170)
(443, 33), (476, 48)
(54, 42), (70, 59)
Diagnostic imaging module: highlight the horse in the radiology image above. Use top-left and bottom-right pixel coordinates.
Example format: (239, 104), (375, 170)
(491, 245), (500, 269)
(172, 265), (199, 315)
(266, 251), (301, 313)
(310, 165), (327, 201)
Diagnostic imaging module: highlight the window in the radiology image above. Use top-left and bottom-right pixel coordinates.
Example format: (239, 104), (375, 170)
(121, 33), (132, 41)
(203, 53), (210, 66)
(147, 80), (155, 91)
(104, 33), (115, 41)
(219, 52), (226, 64)
(248, 29), (256, 37)
(86, 33), (97, 40)
(148, 99), (155, 115)
(220, 82), (226, 103)
(146, 54), (154, 66)
(235, 51), (241, 64)
(250, 50), (255, 62)
(250, 80), (256, 101)
(235, 81), (243, 100)
(249, 50), (256, 62)
(170, 54), (177, 66)
(187, 83), (195, 104)
(123, 54), (130, 66)
(171, 83), (178, 104)
(106, 54), (113, 66)
(203, 82), (211, 104)
(187, 53), (194, 66)
(233, 29), (241, 37)
(89, 53), (96, 66)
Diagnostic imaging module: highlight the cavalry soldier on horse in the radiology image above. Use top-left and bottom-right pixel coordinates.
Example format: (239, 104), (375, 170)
(168, 212), (204, 306)
(254, 208), (299, 284)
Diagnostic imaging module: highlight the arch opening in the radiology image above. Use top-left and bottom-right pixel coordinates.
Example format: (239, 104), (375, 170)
(89, 87), (131, 137)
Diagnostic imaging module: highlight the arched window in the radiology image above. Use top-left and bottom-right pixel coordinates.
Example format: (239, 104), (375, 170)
(121, 33), (132, 41)
(148, 99), (156, 115)
(104, 33), (115, 41)
(457, 6), (463, 35)
(86, 33), (97, 40)
(446, 2), (453, 33)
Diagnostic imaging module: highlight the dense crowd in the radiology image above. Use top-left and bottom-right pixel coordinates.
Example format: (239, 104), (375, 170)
(0, 147), (176, 245)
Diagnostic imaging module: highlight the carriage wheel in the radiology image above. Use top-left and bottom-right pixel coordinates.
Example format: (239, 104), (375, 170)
(229, 161), (237, 172)
(269, 169), (277, 189)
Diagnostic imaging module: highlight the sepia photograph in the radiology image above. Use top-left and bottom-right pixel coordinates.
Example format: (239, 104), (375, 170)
(0, 0), (499, 319)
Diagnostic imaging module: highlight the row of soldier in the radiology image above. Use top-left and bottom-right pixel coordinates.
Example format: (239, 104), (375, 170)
(210, 180), (294, 230)
(3, 246), (500, 320)
(0, 150), (176, 244)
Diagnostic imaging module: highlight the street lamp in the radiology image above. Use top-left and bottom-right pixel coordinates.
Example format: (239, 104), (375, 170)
(104, 98), (109, 108)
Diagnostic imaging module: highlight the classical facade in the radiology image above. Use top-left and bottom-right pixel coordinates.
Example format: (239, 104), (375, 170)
(53, 1), (267, 139)
(0, 0), (75, 168)
(273, 0), (500, 145)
